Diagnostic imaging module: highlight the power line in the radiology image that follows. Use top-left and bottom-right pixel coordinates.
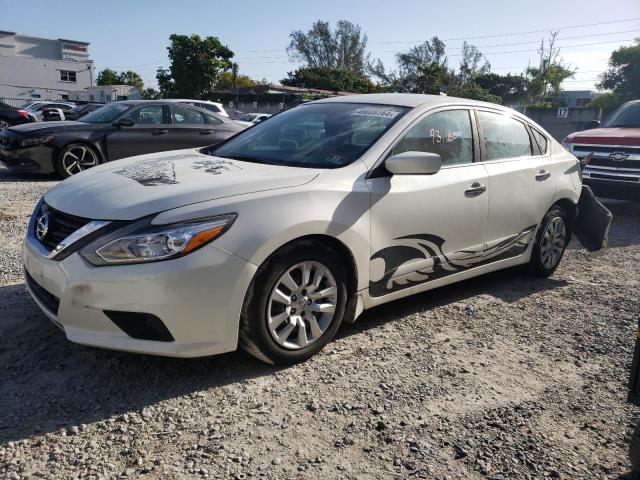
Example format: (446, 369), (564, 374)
(247, 17), (640, 52)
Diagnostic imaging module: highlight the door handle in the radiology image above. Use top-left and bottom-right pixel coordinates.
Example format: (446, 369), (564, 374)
(535, 169), (551, 181)
(152, 128), (169, 135)
(200, 130), (215, 135)
(465, 182), (487, 197)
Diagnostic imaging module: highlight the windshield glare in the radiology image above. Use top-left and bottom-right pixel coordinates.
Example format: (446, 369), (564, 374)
(81, 103), (131, 124)
(210, 103), (409, 168)
(603, 102), (640, 128)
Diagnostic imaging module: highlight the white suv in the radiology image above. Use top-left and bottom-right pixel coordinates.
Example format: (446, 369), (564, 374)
(164, 99), (229, 117)
(23, 94), (611, 364)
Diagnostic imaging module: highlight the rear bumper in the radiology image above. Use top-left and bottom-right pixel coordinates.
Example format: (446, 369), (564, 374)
(0, 145), (56, 173)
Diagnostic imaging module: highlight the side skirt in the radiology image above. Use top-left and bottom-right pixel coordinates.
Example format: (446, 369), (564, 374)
(361, 247), (532, 310)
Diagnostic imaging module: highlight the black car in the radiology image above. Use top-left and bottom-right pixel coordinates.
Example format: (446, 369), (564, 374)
(42, 103), (104, 122)
(0, 102), (31, 129)
(0, 101), (245, 177)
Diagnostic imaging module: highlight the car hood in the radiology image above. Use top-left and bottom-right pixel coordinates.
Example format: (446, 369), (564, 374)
(44, 149), (320, 220)
(566, 127), (640, 146)
(8, 121), (103, 135)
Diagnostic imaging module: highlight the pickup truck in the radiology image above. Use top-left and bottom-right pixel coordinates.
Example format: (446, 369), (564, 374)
(562, 99), (639, 200)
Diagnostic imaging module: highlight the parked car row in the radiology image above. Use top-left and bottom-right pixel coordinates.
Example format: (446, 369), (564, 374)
(0, 100), (245, 177)
(42, 103), (103, 122)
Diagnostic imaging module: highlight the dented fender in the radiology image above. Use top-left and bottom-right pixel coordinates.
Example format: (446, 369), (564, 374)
(572, 185), (612, 256)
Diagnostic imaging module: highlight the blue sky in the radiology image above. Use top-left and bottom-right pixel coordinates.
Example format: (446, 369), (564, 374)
(2, 0), (639, 91)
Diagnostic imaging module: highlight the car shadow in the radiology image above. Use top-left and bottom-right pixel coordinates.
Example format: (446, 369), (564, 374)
(0, 266), (567, 445)
(337, 266), (567, 339)
(0, 283), (278, 445)
(0, 168), (57, 183)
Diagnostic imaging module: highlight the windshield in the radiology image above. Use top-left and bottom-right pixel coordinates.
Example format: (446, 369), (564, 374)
(81, 103), (131, 124)
(603, 102), (640, 128)
(209, 103), (409, 168)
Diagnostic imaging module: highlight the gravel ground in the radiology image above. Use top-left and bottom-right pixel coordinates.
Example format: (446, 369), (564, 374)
(1, 165), (639, 480)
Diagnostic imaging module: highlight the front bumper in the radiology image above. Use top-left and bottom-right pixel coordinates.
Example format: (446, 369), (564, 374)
(583, 175), (640, 201)
(0, 145), (56, 173)
(23, 236), (257, 357)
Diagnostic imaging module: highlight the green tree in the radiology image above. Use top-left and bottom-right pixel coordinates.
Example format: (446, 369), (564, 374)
(473, 73), (528, 105)
(281, 66), (379, 93)
(142, 88), (160, 100)
(156, 67), (174, 98)
(447, 82), (501, 104)
(96, 68), (120, 86)
(164, 34), (234, 98)
(458, 42), (491, 83)
(526, 32), (575, 104)
(597, 38), (640, 102)
(216, 70), (257, 90)
(287, 20), (369, 74)
(118, 70), (144, 92)
(589, 92), (622, 111)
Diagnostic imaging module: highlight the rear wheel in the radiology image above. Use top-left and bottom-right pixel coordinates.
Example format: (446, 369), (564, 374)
(55, 143), (100, 178)
(529, 206), (569, 276)
(0, 119), (10, 130)
(239, 242), (348, 365)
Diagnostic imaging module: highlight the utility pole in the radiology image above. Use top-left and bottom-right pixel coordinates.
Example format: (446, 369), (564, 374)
(232, 63), (239, 112)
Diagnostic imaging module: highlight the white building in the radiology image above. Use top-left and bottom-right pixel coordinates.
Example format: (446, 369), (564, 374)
(68, 85), (142, 103)
(0, 31), (94, 103)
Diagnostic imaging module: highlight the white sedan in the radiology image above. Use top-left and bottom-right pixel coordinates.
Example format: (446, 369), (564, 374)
(23, 94), (611, 364)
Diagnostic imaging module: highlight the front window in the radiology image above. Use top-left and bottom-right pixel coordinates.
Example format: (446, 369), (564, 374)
(603, 102), (640, 128)
(80, 103), (131, 123)
(239, 113), (258, 122)
(209, 103), (409, 168)
(391, 110), (474, 166)
(123, 105), (165, 124)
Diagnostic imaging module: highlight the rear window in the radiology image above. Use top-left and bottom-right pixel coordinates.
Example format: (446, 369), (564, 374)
(478, 111), (532, 161)
(530, 128), (548, 155)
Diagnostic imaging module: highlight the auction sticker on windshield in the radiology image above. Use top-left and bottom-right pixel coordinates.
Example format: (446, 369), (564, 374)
(350, 108), (401, 119)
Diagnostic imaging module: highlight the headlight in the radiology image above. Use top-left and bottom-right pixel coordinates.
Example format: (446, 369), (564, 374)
(80, 214), (236, 266)
(19, 135), (54, 148)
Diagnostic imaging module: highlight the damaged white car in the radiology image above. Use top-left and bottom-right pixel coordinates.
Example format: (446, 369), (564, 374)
(23, 94), (611, 364)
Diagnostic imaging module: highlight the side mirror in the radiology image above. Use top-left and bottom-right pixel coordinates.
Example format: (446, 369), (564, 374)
(584, 120), (600, 130)
(114, 117), (134, 128)
(385, 151), (442, 175)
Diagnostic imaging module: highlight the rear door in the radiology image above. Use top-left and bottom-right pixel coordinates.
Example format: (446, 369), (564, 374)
(476, 109), (557, 254)
(169, 104), (223, 148)
(105, 104), (172, 160)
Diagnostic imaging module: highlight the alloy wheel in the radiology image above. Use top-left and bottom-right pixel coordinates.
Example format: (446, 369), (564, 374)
(267, 261), (338, 350)
(61, 146), (98, 176)
(0, 120), (9, 130)
(540, 216), (566, 269)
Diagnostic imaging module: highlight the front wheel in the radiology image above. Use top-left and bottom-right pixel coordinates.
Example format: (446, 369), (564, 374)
(529, 206), (569, 276)
(54, 143), (101, 178)
(239, 242), (348, 365)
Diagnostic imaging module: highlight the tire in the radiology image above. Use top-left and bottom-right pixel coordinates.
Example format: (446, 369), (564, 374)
(0, 119), (10, 130)
(529, 205), (569, 276)
(239, 241), (348, 365)
(54, 143), (101, 178)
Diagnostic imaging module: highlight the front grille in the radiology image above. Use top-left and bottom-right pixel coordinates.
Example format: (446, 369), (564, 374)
(588, 157), (640, 170)
(36, 202), (91, 252)
(25, 270), (60, 315)
(573, 145), (640, 155)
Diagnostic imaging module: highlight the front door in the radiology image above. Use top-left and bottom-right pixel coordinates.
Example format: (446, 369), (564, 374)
(106, 104), (172, 160)
(366, 108), (489, 298)
(476, 110), (557, 255)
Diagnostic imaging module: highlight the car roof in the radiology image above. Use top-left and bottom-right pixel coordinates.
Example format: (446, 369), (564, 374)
(311, 93), (509, 111)
(164, 99), (223, 105)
